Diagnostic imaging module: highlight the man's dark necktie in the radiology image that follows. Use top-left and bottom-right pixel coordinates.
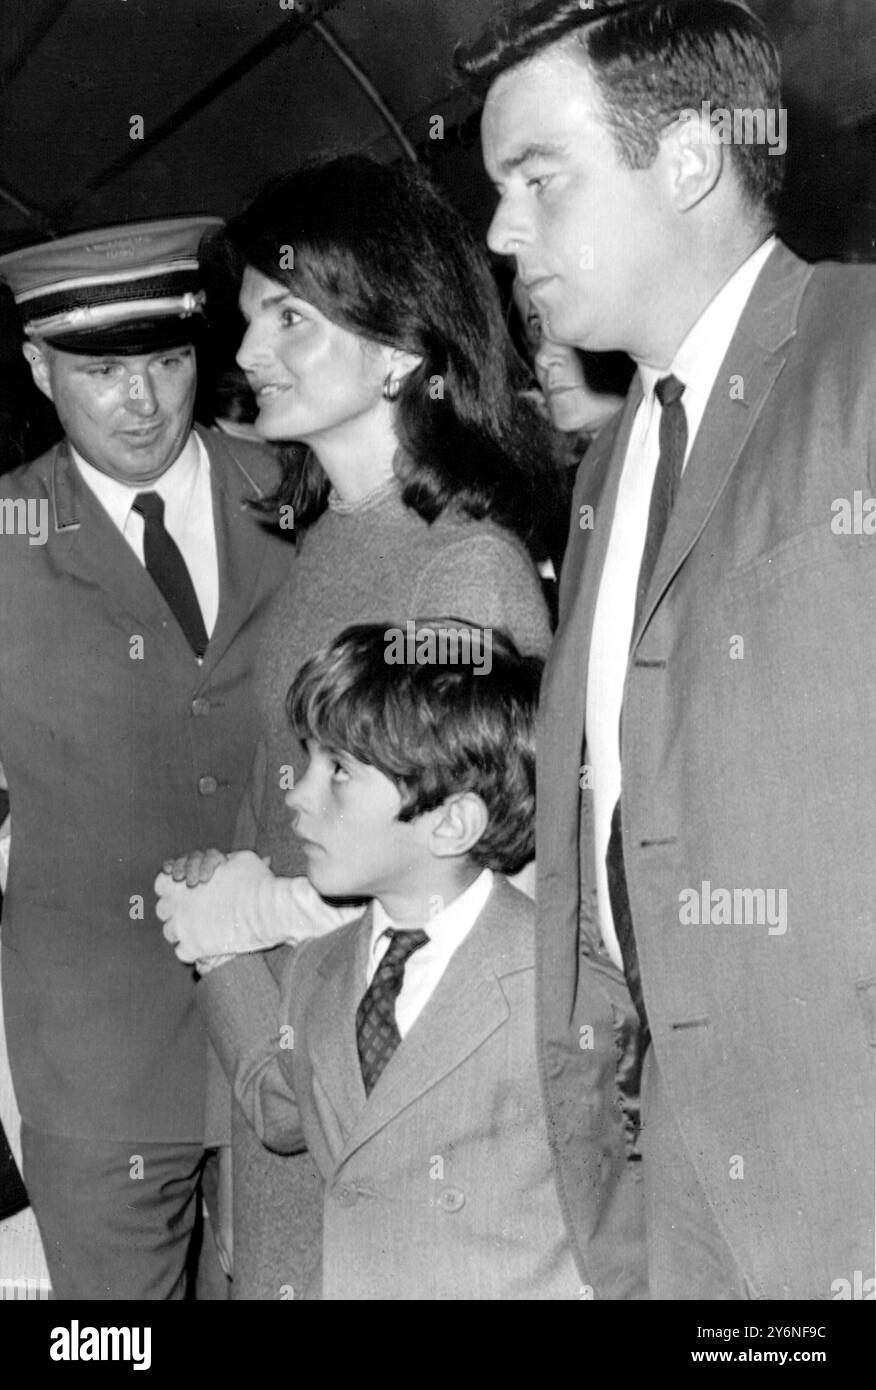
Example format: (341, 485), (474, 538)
(132, 492), (208, 658)
(356, 928), (429, 1095)
(606, 374), (687, 1048)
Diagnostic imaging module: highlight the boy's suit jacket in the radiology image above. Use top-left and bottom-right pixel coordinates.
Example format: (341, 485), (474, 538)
(0, 426), (292, 1142)
(537, 241), (876, 1299)
(202, 875), (628, 1300)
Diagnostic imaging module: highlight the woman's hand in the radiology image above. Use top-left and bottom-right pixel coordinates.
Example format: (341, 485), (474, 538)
(162, 847), (228, 888)
(155, 851), (274, 962)
(155, 854), (359, 965)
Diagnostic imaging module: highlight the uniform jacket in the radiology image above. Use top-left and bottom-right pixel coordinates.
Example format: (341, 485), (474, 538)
(202, 876), (585, 1300)
(536, 242), (876, 1299)
(0, 426), (291, 1141)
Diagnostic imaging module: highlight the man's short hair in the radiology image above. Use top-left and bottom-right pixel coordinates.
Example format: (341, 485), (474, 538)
(456, 0), (785, 221)
(286, 621), (543, 875)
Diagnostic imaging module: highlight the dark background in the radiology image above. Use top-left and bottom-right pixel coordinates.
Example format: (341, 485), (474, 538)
(2, 0), (874, 466)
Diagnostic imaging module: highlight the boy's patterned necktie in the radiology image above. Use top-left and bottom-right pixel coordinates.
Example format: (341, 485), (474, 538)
(132, 491), (209, 658)
(356, 928), (429, 1095)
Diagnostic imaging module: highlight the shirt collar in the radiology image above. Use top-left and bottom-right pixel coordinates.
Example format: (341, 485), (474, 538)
(369, 868), (494, 969)
(638, 235), (777, 405)
(70, 429), (203, 530)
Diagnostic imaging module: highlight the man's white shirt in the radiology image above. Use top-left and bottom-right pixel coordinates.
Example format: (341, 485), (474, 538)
(367, 869), (494, 1037)
(586, 237), (776, 968)
(71, 430), (219, 639)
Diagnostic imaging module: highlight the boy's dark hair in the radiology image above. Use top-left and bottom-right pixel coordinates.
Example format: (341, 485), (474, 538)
(286, 620), (543, 875)
(456, 0), (784, 223)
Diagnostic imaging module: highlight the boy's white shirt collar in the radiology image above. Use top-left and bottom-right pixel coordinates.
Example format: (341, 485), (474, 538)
(366, 868), (494, 1039)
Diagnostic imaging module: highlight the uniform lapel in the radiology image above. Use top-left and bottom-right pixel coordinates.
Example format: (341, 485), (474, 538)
(195, 426), (279, 676)
(336, 881), (528, 1164)
(49, 440), (190, 653)
(49, 427), (282, 667)
(631, 243), (814, 647)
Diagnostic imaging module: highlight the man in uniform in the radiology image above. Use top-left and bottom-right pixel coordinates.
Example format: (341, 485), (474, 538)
(0, 219), (291, 1298)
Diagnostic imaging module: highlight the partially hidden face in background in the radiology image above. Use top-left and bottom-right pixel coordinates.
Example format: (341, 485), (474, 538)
(513, 276), (623, 437)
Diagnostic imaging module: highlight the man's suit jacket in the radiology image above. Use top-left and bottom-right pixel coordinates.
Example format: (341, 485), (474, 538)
(0, 426), (291, 1142)
(537, 242), (876, 1299)
(202, 876), (584, 1300)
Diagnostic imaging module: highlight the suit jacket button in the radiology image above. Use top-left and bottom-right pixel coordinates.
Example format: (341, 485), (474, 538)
(334, 1183), (358, 1208)
(191, 697), (211, 716)
(436, 1186), (465, 1213)
(198, 775), (218, 796)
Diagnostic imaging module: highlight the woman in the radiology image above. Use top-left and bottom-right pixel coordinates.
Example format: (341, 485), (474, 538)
(512, 276), (628, 441)
(168, 156), (556, 1299)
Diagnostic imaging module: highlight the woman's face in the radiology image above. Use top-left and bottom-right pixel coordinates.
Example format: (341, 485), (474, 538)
(533, 336), (598, 434)
(236, 266), (393, 447)
(514, 276), (604, 434)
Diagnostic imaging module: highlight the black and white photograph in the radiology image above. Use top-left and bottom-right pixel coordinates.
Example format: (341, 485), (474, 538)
(0, 0), (873, 1349)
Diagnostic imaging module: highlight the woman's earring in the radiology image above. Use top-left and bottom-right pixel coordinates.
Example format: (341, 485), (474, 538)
(382, 373), (401, 401)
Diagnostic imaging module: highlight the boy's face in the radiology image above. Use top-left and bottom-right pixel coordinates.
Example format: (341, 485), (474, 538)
(285, 740), (426, 900)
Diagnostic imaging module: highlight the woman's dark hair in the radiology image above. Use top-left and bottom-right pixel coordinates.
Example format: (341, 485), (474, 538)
(219, 155), (558, 541)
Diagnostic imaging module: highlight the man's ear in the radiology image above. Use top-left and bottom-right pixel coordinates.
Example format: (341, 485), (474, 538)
(428, 791), (489, 860)
(22, 341), (54, 402)
(663, 110), (724, 214)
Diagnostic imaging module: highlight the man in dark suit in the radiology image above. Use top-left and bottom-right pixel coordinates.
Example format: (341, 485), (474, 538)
(459, 0), (876, 1298)
(0, 220), (291, 1298)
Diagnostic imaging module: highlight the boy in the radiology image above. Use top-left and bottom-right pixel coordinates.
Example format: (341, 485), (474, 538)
(192, 620), (587, 1300)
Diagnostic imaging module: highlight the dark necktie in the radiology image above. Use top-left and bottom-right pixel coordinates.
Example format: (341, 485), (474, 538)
(606, 374), (687, 1047)
(356, 928), (429, 1096)
(132, 492), (208, 658)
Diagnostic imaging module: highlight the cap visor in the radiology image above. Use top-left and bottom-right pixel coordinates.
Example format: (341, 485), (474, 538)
(42, 315), (202, 356)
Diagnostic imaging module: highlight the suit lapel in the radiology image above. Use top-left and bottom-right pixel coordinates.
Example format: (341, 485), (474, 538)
(306, 913), (372, 1136)
(49, 428), (279, 669)
(49, 441), (192, 655)
(549, 384), (642, 721)
(195, 426), (278, 677)
(536, 389), (641, 941)
(631, 243), (814, 646)
(336, 880), (529, 1164)
(537, 245), (813, 1032)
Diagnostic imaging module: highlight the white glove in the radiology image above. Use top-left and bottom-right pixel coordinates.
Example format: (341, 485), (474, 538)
(155, 850), (360, 970)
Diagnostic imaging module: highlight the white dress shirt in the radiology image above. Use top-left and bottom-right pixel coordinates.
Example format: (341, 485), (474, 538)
(366, 869), (494, 1038)
(586, 237), (776, 967)
(71, 430), (219, 640)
